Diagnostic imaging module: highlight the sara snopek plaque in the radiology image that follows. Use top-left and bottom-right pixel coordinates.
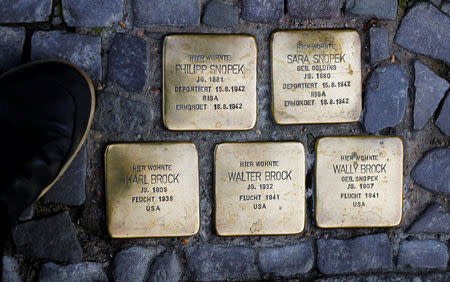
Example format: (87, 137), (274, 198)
(271, 30), (362, 124)
(163, 34), (257, 130)
(105, 143), (199, 238)
(315, 137), (403, 228)
(215, 142), (306, 236)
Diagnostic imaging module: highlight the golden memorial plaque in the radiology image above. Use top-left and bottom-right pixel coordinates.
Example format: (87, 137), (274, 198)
(105, 143), (199, 238)
(271, 30), (362, 124)
(315, 137), (403, 228)
(215, 142), (305, 236)
(163, 34), (257, 130)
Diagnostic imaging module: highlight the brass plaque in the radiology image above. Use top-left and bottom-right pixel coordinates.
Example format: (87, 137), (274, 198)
(315, 137), (403, 228)
(215, 142), (305, 236)
(271, 30), (362, 124)
(105, 143), (199, 238)
(163, 34), (257, 130)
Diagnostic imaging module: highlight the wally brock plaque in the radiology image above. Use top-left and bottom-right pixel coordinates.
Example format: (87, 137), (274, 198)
(215, 142), (305, 236)
(163, 34), (257, 130)
(315, 137), (403, 228)
(105, 143), (199, 238)
(271, 30), (362, 124)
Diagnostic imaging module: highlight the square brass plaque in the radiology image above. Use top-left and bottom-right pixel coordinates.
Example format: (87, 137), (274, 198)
(271, 30), (362, 124)
(315, 137), (403, 228)
(215, 142), (305, 236)
(105, 143), (199, 238)
(163, 34), (257, 130)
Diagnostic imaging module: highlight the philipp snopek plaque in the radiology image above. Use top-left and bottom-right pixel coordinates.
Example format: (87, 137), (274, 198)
(105, 143), (200, 238)
(163, 34), (257, 130)
(215, 142), (306, 236)
(271, 30), (362, 124)
(315, 137), (403, 228)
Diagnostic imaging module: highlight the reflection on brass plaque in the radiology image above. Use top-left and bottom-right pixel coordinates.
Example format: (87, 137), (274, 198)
(271, 30), (362, 124)
(315, 137), (403, 228)
(215, 142), (305, 236)
(105, 143), (199, 238)
(163, 34), (257, 130)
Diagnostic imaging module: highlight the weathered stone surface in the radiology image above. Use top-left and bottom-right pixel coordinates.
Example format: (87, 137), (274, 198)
(317, 272), (450, 282)
(0, 27), (25, 73)
(107, 33), (148, 92)
(409, 203), (450, 234)
(411, 148), (450, 194)
(93, 92), (154, 134)
(317, 234), (393, 275)
(442, 1), (450, 16)
(0, 0), (52, 23)
(398, 240), (448, 269)
(436, 93), (450, 135)
(12, 211), (82, 263)
(369, 27), (389, 64)
(31, 31), (102, 81)
(363, 65), (408, 133)
(202, 0), (239, 27)
(258, 242), (313, 276)
(185, 244), (259, 280)
(18, 205), (33, 222)
(413, 61), (449, 130)
(62, 0), (124, 27)
(395, 3), (450, 64)
(113, 246), (163, 282)
(38, 262), (107, 282)
(430, 0), (441, 6)
(287, 0), (340, 19)
(241, 0), (284, 23)
(42, 145), (87, 206)
(133, 0), (200, 27)
(148, 251), (183, 282)
(345, 0), (397, 20)
(2, 256), (21, 282)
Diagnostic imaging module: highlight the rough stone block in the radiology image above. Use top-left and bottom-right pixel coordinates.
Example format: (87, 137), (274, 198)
(287, 0), (340, 19)
(0, 27), (25, 73)
(345, 0), (397, 20)
(241, 0), (284, 23)
(442, 1), (450, 16)
(113, 246), (163, 282)
(398, 240), (448, 269)
(38, 262), (107, 282)
(411, 148), (450, 194)
(0, 0), (52, 23)
(133, 0), (200, 27)
(369, 27), (389, 64)
(148, 251), (183, 282)
(408, 203), (450, 234)
(436, 93), (450, 136)
(202, 0), (239, 27)
(62, 0), (124, 27)
(2, 256), (21, 282)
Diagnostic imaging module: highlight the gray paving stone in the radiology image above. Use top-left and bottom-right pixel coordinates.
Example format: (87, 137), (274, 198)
(2, 256), (21, 282)
(413, 61), (449, 130)
(0, 0), (52, 23)
(411, 148), (450, 194)
(93, 92), (154, 134)
(317, 234), (393, 275)
(436, 93), (450, 136)
(317, 272), (450, 282)
(148, 251), (183, 282)
(287, 0), (340, 19)
(369, 27), (389, 64)
(430, 0), (441, 6)
(185, 244), (259, 280)
(133, 0), (200, 27)
(258, 242), (313, 276)
(345, 0), (397, 20)
(398, 240), (448, 269)
(42, 145), (87, 206)
(107, 33), (148, 92)
(363, 65), (408, 133)
(442, 1), (450, 16)
(38, 262), (107, 282)
(31, 31), (102, 81)
(0, 27), (25, 73)
(12, 211), (82, 263)
(409, 203), (450, 234)
(395, 3), (450, 64)
(18, 205), (33, 222)
(202, 0), (239, 27)
(113, 246), (163, 282)
(241, 0), (284, 23)
(62, 0), (124, 27)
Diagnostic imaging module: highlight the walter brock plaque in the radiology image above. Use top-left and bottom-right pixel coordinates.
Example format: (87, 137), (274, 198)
(271, 30), (362, 124)
(315, 137), (403, 228)
(163, 34), (257, 130)
(105, 143), (200, 238)
(215, 142), (305, 236)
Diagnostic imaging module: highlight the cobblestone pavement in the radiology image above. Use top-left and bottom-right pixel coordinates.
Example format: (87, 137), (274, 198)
(1, 0), (449, 281)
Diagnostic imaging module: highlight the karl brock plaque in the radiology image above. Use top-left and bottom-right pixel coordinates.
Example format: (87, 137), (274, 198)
(271, 30), (362, 124)
(163, 34), (257, 130)
(315, 137), (403, 228)
(215, 142), (305, 236)
(105, 143), (200, 238)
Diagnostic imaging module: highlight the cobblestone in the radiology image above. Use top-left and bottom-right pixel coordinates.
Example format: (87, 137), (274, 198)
(436, 93), (450, 136)
(148, 251), (183, 282)
(408, 203), (450, 234)
(62, 0), (124, 27)
(0, 27), (25, 73)
(398, 240), (448, 269)
(287, 0), (340, 19)
(113, 246), (163, 282)
(345, 0), (397, 20)
(202, 0), (240, 28)
(241, 0), (284, 23)
(411, 148), (450, 194)
(369, 27), (389, 64)
(0, 0), (52, 23)
(442, 1), (450, 16)
(132, 0), (200, 27)
(2, 256), (21, 282)
(38, 262), (107, 282)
